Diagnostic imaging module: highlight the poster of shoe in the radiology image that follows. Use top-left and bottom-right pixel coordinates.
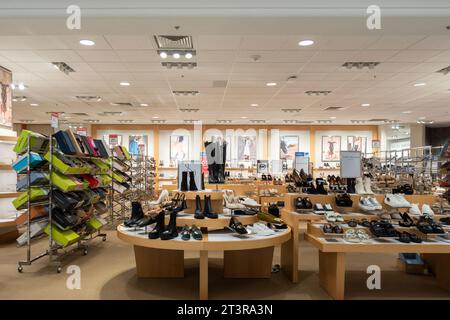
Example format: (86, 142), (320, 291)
(347, 136), (367, 153)
(321, 136), (341, 162)
(170, 135), (189, 161)
(128, 135), (148, 156)
(280, 136), (299, 160)
(237, 136), (256, 161)
(0, 67), (12, 128)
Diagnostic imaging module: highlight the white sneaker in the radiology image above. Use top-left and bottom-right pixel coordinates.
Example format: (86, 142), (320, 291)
(324, 204), (334, 211)
(241, 197), (261, 207)
(334, 213), (344, 222)
(408, 203), (421, 216)
(359, 197), (375, 211)
(314, 204), (325, 214)
(422, 204), (434, 216)
(367, 197), (382, 210)
(384, 194), (401, 208)
(363, 177), (374, 194)
(395, 194), (411, 207)
(325, 211), (336, 222)
(355, 177), (365, 194)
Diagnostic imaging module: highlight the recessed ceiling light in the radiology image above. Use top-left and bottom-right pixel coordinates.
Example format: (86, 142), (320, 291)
(30, 103), (39, 107)
(361, 103), (370, 107)
(120, 82), (130, 86)
(329, 116), (337, 119)
(414, 82), (426, 87)
(402, 110), (412, 114)
(298, 40), (314, 47)
(152, 116), (159, 119)
(418, 116), (426, 120)
(79, 39), (95, 46)
(18, 83), (25, 90)
(241, 116), (248, 119)
(159, 52), (168, 59)
(185, 52), (193, 59)
(140, 103), (149, 107)
(173, 53), (181, 59)
(250, 103), (259, 107)
(266, 82), (277, 87)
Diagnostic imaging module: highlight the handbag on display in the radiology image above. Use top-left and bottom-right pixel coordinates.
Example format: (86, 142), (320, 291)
(16, 172), (48, 191)
(12, 152), (46, 173)
(94, 139), (110, 158)
(268, 203), (280, 217)
(14, 130), (49, 154)
(54, 130), (77, 155)
(12, 188), (49, 210)
(65, 130), (84, 156)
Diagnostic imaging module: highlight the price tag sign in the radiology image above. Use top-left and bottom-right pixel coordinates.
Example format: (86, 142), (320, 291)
(50, 112), (59, 129)
(340, 151), (362, 178)
(76, 127), (87, 136)
(109, 134), (119, 146)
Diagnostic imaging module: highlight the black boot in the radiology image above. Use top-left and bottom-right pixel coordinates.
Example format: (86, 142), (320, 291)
(124, 201), (144, 227)
(148, 210), (165, 239)
(180, 171), (188, 191)
(188, 171), (198, 191)
(203, 195), (218, 219)
(160, 209), (178, 240)
(201, 173), (205, 190)
(194, 195), (204, 219)
(347, 178), (356, 194)
(316, 181), (328, 195)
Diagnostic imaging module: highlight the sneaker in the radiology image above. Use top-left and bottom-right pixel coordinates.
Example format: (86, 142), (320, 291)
(367, 197), (382, 210)
(241, 197), (261, 207)
(325, 211), (336, 222)
(334, 213), (344, 222)
(314, 204), (325, 215)
(422, 204), (434, 216)
(395, 194), (411, 207)
(384, 194), (402, 208)
(324, 204), (334, 211)
(408, 203), (421, 216)
(359, 197), (375, 211)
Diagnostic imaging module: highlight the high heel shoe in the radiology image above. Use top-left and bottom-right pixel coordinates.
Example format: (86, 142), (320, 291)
(194, 194), (205, 219)
(149, 189), (169, 206)
(160, 209), (178, 240)
(148, 210), (165, 239)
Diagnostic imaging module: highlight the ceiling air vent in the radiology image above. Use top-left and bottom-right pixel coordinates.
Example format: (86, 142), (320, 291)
(151, 119), (166, 124)
(52, 62), (75, 75)
(249, 120), (266, 124)
(217, 120), (232, 124)
(70, 112), (89, 116)
(436, 65), (450, 75)
(183, 120), (197, 124)
(162, 62), (197, 69)
(368, 118), (389, 122)
(118, 120), (134, 124)
(213, 80), (228, 88)
(154, 35), (193, 49)
(324, 106), (345, 111)
(18, 119), (34, 123)
(76, 95), (102, 102)
(84, 119), (99, 123)
(350, 120), (367, 124)
(110, 102), (134, 107)
(342, 62), (380, 70)
(317, 120), (333, 124)
(305, 90), (332, 96)
(179, 108), (199, 113)
(98, 112), (125, 116)
(173, 90), (199, 96)
(281, 108), (301, 113)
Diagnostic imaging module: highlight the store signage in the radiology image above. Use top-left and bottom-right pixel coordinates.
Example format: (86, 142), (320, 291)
(340, 151), (362, 178)
(294, 155), (309, 173)
(50, 112), (59, 129)
(257, 160), (269, 174)
(76, 127), (87, 136)
(109, 134), (119, 146)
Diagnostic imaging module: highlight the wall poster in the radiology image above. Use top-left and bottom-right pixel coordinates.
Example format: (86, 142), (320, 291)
(170, 135), (189, 161)
(280, 135), (299, 160)
(347, 136), (367, 153)
(321, 136), (341, 162)
(0, 66), (12, 127)
(237, 136), (256, 161)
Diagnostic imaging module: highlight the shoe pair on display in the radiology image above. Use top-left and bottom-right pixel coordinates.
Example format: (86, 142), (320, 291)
(148, 209), (178, 240)
(257, 211), (286, 228)
(392, 184), (414, 195)
(261, 174), (273, 181)
(194, 194), (218, 219)
(355, 176), (374, 194)
(358, 197), (382, 211)
(295, 197), (313, 211)
(335, 193), (353, 207)
(370, 220), (398, 237)
(180, 171), (199, 192)
(124, 201), (148, 227)
(384, 194), (411, 208)
(344, 229), (371, 243)
(246, 222), (276, 236)
(241, 197), (261, 208)
(398, 212), (415, 227)
(223, 190), (246, 210)
(397, 232), (422, 243)
(313, 203), (333, 215)
(408, 203), (434, 216)
(347, 219), (371, 228)
(416, 216), (445, 234)
(323, 223), (343, 234)
(325, 211), (344, 223)
(180, 225), (203, 241)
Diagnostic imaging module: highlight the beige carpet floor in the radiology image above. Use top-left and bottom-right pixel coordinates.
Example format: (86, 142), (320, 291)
(1, 227), (450, 300)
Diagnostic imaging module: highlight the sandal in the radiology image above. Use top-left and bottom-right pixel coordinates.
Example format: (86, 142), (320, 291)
(332, 225), (343, 234)
(191, 225), (203, 240)
(347, 219), (358, 227)
(180, 225), (191, 241)
(323, 223), (333, 233)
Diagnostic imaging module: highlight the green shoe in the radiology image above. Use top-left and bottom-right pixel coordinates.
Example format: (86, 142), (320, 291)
(257, 212), (284, 224)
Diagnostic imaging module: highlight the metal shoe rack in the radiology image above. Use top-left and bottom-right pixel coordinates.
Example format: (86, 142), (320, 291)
(109, 150), (132, 224)
(17, 133), (106, 273)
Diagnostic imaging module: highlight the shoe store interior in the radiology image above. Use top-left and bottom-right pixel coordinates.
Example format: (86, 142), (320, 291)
(1, 0), (450, 301)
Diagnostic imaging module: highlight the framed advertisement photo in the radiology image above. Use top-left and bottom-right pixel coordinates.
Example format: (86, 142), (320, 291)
(347, 136), (367, 153)
(237, 136), (256, 161)
(321, 136), (341, 162)
(170, 135), (189, 161)
(280, 135), (299, 160)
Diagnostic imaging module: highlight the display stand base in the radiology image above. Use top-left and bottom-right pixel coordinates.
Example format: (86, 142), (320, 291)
(133, 245), (184, 278)
(224, 247), (274, 278)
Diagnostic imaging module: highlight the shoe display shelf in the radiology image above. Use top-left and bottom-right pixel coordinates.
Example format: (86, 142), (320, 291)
(14, 130), (108, 273)
(129, 155), (156, 204)
(279, 192), (439, 283)
(305, 222), (450, 300)
(109, 148), (132, 225)
(0, 135), (20, 244)
(204, 183), (256, 196)
(117, 224), (291, 300)
(435, 140), (450, 214)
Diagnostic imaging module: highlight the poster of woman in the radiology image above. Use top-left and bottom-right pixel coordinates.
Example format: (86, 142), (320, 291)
(347, 136), (367, 153)
(170, 135), (189, 161)
(0, 67), (12, 127)
(321, 136), (341, 162)
(280, 136), (299, 160)
(237, 136), (256, 161)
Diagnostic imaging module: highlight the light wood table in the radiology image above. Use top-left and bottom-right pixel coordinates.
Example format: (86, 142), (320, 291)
(117, 224), (291, 300)
(305, 231), (450, 300)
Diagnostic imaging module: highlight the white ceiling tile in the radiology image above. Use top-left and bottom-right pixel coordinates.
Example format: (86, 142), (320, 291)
(351, 50), (398, 62)
(104, 35), (155, 50)
(367, 35), (426, 50)
(196, 36), (241, 50)
(408, 36), (450, 50)
(116, 50), (160, 62)
(89, 62), (127, 72)
(309, 51), (356, 62)
(240, 36), (288, 50)
(60, 36), (112, 50)
(0, 51), (45, 62)
(35, 50), (84, 62)
(388, 50), (441, 62)
(77, 50), (120, 62)
(300, 62), (340, 73)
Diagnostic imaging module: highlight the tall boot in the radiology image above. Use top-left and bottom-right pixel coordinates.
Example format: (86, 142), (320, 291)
(316, 181), (328, 195)
(160, 209), (178, 240)
(217, 164), (225, 184)
(194, 195), (204, 219)
(188, 171), (198, 191)
(347, 178), (356, 194)
(180, 171), (188, 191)
(203, 195), (218, 219)
(125, 201), (144, 227)
(201, 173), (205, 190)
(148, 210), (165, 239)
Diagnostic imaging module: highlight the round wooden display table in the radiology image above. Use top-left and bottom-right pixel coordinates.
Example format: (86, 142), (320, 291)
(165, 212), (258, 229)
(117, 224), (291, 300)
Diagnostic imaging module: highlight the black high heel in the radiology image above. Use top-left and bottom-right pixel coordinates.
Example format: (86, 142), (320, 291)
(160, 209), (178, 240)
